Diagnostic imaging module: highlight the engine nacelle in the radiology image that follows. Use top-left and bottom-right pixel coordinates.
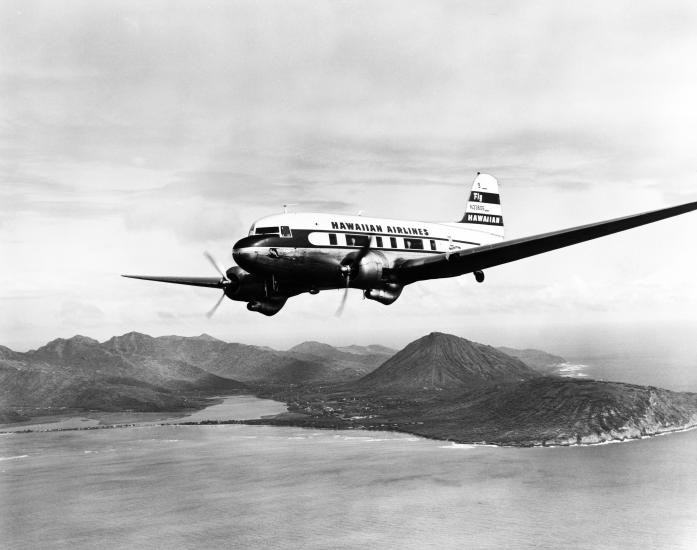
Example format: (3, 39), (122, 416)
(225, 266), (243, 281)
(247, 297), (287, 316)
(224, 266), (267, 301)
(350, 251), (387, 285)
(364, 284), (403, 305)
(222, 266), (241, 295)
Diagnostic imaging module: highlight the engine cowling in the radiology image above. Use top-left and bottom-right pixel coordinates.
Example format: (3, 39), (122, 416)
(364, 283), (403, 305)
(348, 251), (387, 286)
(224, 266), (289, 314)
(224, 266), (266, 301)
(223, 267), (241, 295)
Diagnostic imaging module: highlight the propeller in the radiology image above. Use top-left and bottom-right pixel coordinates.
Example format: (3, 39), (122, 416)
(206, 292), (227, 319)
(204, 251), (232, 318)
(335, 237), (372, 317)
(204, 251), (229, 281)
(335, 270), (351, 318)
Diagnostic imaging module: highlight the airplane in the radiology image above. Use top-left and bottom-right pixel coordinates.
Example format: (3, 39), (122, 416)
(123, 173), (697, 317)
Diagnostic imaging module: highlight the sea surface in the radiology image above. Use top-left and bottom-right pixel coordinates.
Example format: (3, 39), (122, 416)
(530, 323), (697, 392)
(1, 395), (696, 549)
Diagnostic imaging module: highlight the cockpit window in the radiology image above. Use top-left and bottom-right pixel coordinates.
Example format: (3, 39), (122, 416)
(255, 226), (280, 235)
(280, 225), (292, 238)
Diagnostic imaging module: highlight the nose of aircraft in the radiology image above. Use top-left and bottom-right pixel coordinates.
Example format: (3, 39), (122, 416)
(232, 236), (258, 271)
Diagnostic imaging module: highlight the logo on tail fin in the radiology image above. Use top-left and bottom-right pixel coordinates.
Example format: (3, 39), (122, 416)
(463, 213), (504, 226)
(459, 173), (504, 237)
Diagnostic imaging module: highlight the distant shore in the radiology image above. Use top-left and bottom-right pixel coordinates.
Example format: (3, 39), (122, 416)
(5, 417), (697, 449)
(224, 412), (697, 448)
(3, 395), (697, 449)
(0, 394), (285, 434)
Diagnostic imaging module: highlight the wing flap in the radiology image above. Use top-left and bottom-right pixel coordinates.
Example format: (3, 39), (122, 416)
(392, 200), (697, 284)
(122, 275), (224, 289)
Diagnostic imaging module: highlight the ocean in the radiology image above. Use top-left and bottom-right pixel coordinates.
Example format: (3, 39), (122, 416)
(2, 399), (696, 549)
(544, 324), (697, 392)
(2, 333), (697, 549)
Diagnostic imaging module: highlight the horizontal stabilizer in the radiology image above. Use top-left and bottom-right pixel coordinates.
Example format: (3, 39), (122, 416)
(121, 275), (224, 289)
(393, 200), (697, 283)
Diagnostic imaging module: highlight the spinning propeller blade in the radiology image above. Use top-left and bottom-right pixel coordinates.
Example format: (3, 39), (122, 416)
(335, 236), (372, 317)
(203, 251), (231, 318)
(351, 239), (372, 269)
(335, 274), (351, 317)
(204, 251), (228, 281)
(206, 291), (226, 319)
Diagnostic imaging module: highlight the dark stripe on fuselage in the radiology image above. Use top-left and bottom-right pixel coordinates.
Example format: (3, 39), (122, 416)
(322, 230), (479, 247)
(468, 191), (500, 204)
(234, 229), (480, 250)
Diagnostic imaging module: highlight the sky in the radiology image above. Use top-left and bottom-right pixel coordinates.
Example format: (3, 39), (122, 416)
(2, 0), (697, 352)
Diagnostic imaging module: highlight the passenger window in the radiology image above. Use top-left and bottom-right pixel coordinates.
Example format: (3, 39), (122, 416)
(328, 233), (337, 245)
(375, 236), (383, 247)
(280, 226), (292, 238)
(404, 238), (424, 250)
(390, 237), (397, 248)
(346, 234), (370, 247)
(430, 239), (437, 251)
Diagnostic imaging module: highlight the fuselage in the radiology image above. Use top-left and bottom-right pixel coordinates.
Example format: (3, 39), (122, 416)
(232, 212), (501, 291)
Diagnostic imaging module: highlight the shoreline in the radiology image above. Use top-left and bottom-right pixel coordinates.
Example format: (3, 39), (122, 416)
(3, 408), (697, 449)
(4, 391), (697, 449)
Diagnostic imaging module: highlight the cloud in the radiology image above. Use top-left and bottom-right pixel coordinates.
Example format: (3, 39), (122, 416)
(157, 311), (177, 321)
(59, 300), (105, 325)
(2, 1), (697, 349)
(122, 194), (244, 243)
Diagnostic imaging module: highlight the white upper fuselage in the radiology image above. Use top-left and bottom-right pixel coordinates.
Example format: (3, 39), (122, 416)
(231, 212), (503, 287)
(253, 212), (500, 253)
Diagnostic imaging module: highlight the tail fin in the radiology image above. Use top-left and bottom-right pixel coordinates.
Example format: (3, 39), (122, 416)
(458, 173), (504, 238)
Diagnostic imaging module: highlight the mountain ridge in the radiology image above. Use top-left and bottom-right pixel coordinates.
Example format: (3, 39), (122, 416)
(0, 332), (394, 419)
(4, 331), (697, 448)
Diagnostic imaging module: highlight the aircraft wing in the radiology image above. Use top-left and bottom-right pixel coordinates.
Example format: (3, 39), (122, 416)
(390, 200), (697, 284)
(121, 275), (224, 288)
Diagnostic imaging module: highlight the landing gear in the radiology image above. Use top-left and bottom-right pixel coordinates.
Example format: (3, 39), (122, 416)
(309, 287), (319, 295)
(474, 270), (485, 283)
(247, 297), (287, 316)
(264, 275), (280, 297)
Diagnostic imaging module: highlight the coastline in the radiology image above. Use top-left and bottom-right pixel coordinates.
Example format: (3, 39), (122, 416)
(0, 394), (285, 434)
(3, 393), (697, 449)
(224, 414), (697, 448)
